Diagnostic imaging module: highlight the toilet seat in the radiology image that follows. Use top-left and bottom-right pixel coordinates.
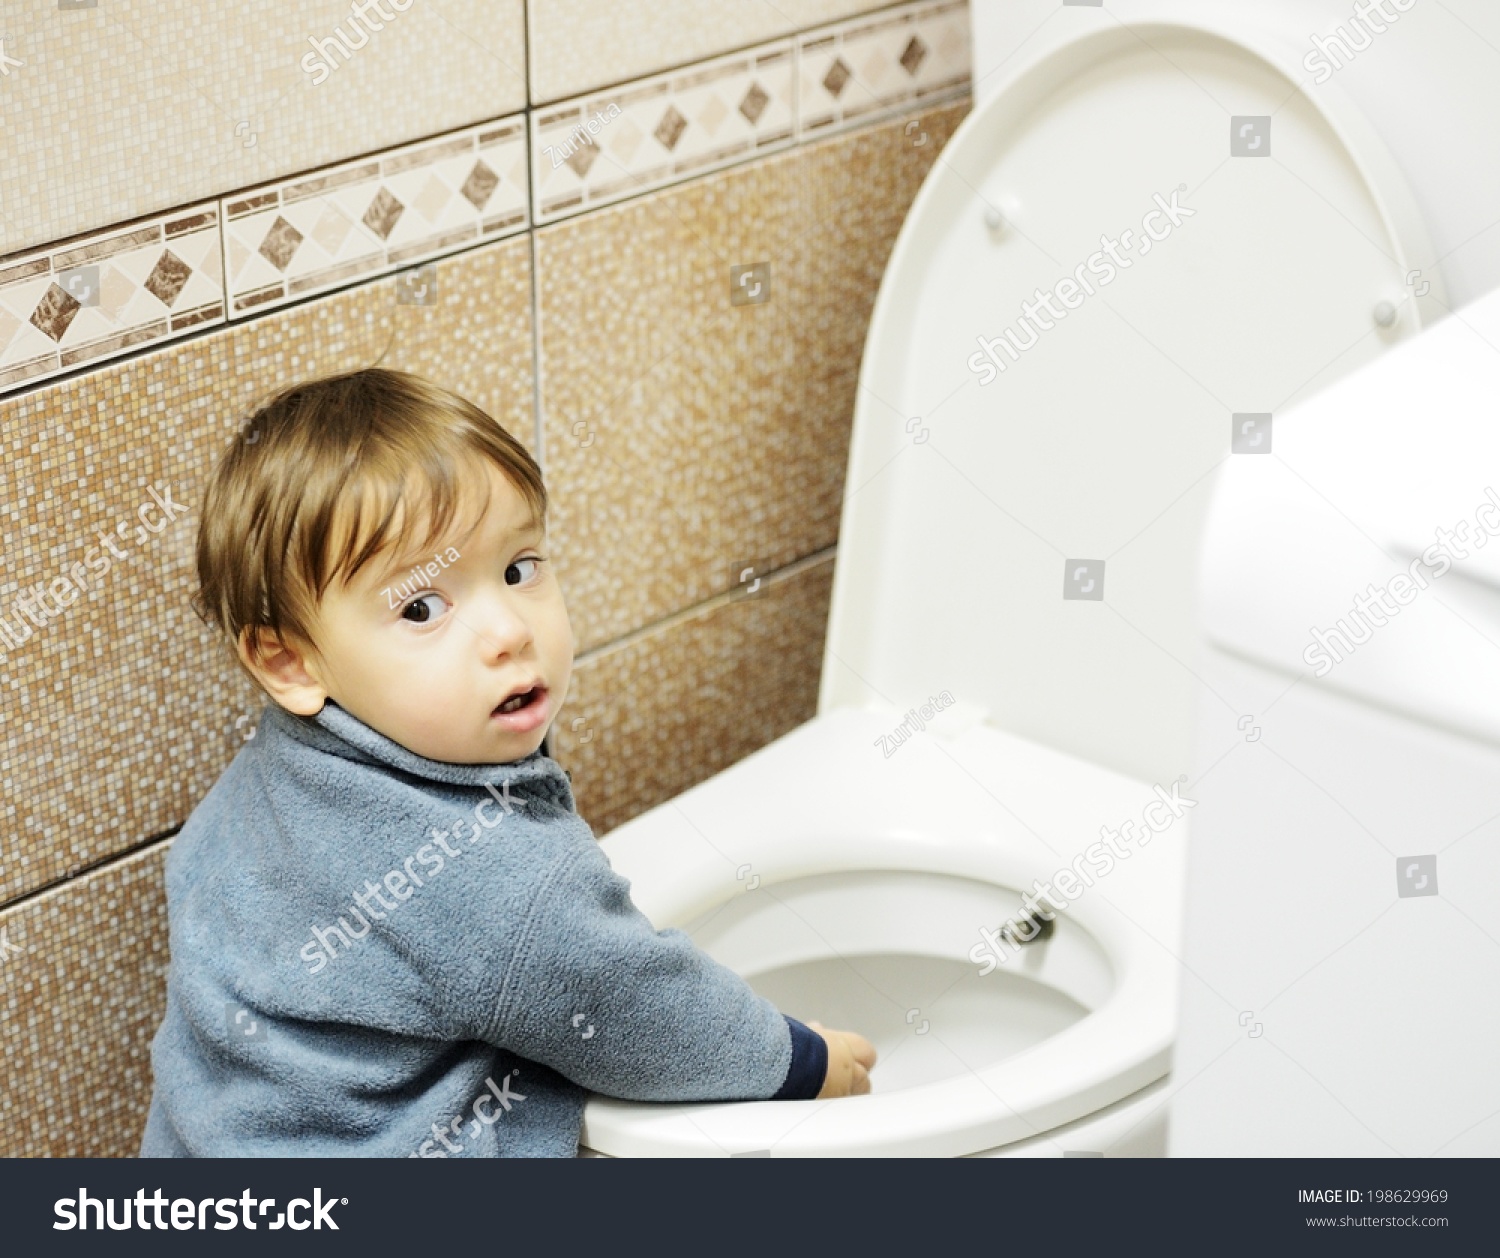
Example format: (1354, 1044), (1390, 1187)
(583, 710), (1186, 1157)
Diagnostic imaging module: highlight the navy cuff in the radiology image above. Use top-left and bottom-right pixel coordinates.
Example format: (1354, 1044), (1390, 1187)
(771, 1016), (827, 1100)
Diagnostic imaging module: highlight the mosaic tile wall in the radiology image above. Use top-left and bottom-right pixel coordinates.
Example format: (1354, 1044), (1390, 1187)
(0, 0), (970, 1157)
(537, 100), (968, 652)
(528, 0), (897, 104)
(0, 0), (528, 259)
(0, 846), (169, 1158)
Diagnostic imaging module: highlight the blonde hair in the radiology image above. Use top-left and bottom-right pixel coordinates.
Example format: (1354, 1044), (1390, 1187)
(194, 367), (545, 678)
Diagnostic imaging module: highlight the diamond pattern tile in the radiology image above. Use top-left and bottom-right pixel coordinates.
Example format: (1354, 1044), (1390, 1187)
(143, 250), (191, 307)
(310, 204), (356, 257)
(739, 83), (771, 125)
(798, 0), (970, 141)
(460, 159), (500, 210)
(0, 202), (223, 393)
(899, 35), (928, 75)
(362, 187), (406, 240)
(567, 141), (602, 178)
(823, 58), (852, 97)
(220, 116), (528, 319)
(655, 105), (689, 151)
(258, 216), (304, 270)
(29, 286), (81, 342)
(532, 41), (795, 223)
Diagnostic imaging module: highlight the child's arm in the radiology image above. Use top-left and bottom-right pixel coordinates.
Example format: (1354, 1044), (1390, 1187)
(481, 839), (875, 1103)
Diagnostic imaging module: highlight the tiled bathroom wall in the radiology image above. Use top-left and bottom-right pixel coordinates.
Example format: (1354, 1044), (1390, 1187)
(0, 0), (969, 1156)
(0, 0), (529, 260)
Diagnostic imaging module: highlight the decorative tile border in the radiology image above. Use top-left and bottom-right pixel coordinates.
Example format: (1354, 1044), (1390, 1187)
(531, 0), (970, 225)
(221, 116), (529, 319)
(0, 204), (224, 393)
(798, 0), (970, 140)
(0, 1), (969, 399)
(531, 42), (796, 225)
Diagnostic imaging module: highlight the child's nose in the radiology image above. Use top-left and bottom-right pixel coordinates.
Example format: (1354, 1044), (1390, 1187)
(468, 589), (532, 657)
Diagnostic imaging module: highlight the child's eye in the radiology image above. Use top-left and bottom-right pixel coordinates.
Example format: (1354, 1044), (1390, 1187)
(401, 593), (448, 623)
(504, 557), (544, 586)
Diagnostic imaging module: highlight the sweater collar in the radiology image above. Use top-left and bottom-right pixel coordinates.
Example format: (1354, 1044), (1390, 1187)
(258, 698), (572, 799)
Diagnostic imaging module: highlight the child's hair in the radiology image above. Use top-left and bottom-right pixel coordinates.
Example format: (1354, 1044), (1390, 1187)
(195, 367), (545, 679)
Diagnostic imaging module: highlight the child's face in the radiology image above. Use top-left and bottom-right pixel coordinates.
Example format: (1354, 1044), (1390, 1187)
(299, 461), (574, 765)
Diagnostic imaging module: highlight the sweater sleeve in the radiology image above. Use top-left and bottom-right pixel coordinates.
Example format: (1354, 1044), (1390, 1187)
(486, 839), (827, 1103)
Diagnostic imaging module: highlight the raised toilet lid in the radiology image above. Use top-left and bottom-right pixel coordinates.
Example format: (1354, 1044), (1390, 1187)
(818, 16), (1441, 788)
(583, 14), (1444, 1157)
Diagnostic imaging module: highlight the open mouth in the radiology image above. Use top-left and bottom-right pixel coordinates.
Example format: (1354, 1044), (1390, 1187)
(495, 686), (543, 716)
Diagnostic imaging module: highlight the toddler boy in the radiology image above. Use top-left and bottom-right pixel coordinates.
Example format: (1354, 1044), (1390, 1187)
(140, 367), (874, 1157)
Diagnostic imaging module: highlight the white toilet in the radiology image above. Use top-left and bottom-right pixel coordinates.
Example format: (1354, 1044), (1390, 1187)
(581, 2), (1443, 1156)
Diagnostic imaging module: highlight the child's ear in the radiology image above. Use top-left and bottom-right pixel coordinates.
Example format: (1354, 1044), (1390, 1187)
(238, 626), (328, 716)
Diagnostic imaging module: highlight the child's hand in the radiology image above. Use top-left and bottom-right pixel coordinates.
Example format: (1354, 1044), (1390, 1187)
(807, 1020), (877, 1098)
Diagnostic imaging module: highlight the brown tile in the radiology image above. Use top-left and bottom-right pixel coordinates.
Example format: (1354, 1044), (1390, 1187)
(257, 217), (305, 272)
(143, 249), (192, 308)
(0, 424), (195, 898)
(554, 555), (834, 837)
(0, 843), (170, 1157)
(536, 99), (968, 653)
(28, 284), (82, 342)
(0, 235), (535, 905)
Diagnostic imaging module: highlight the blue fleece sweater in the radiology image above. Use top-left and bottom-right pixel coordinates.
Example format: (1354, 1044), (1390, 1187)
(139, 700), (826, 1157)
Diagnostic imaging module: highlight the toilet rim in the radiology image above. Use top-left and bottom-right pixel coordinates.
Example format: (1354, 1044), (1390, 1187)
(608, 818), (1179, 976)
(588, 722), (1185, 1155)
(580, 974), (1173, 1157)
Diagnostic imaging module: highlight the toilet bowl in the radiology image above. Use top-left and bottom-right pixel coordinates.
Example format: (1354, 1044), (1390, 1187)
(584, 708), (1187, 1157)
(581, 2), (1442, 1156)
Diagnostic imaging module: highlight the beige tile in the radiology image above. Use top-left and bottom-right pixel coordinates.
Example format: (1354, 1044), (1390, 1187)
(0, 235), (535, 904)
(0, 843), (170, 1157)
(528, 0), (898, 104)
(0, 0), (527, 259)
(554, 555), (835, 837)
(536, 98), (969, 653)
